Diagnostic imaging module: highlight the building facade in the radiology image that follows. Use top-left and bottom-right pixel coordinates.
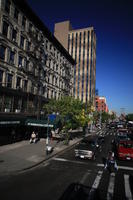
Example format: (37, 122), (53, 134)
(0, 0), (75, 144)
(54, 21), (96, 105)
(95, 96), (108, 113)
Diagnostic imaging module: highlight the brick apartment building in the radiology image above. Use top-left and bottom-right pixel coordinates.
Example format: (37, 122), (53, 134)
(95, 96), (108, 113)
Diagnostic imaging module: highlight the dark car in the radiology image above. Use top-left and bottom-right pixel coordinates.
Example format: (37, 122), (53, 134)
(98, 135), (105, 143)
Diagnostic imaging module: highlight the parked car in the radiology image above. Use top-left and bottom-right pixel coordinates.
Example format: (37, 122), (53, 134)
(74, 138), (99, 160)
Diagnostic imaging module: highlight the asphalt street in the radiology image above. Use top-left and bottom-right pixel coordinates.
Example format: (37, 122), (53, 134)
(0, 129), (133, 200)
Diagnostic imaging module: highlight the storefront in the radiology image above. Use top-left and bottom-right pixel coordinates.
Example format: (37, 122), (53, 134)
(0, 114), (26, 145)
(25, 118), (54, 138)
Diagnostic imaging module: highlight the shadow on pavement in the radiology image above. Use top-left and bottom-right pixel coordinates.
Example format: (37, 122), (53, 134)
(58, 182), (101, 200)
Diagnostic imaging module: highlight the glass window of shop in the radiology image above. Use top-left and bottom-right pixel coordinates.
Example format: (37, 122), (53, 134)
(5, 96), (12, 110)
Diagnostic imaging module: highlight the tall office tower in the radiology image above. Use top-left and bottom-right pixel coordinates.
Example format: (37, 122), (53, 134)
(54, 21), (96, 105)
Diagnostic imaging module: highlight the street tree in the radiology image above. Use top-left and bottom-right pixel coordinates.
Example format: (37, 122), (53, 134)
(44, 96), (92, 143)
(126, 113), (133, 121)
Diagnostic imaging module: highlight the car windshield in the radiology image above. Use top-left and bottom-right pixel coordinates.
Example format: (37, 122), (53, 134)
(119, 142), (133, 148)
(118, 135), (127, 140)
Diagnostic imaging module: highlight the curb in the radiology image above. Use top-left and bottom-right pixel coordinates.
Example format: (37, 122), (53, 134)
(18, 138), (82, 172)
(0, 131), (102, 177)
(0, 138), (83, 178)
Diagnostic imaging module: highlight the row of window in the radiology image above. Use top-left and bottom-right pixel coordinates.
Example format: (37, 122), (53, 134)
(0, 69), (28, 90)
(0, 44), (28, 68)
(2, 20), (32, 51)
(4, 1), (68, 65)
(4, 0), (29, 30)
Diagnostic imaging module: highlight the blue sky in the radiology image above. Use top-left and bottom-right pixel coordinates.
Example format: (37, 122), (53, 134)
(27, 0), (133, 115)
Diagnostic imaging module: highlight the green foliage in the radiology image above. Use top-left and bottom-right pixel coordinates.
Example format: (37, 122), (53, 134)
(101, 112), (110, 123)
(126, 113), (133, 121)
(43, 96), (92, 134)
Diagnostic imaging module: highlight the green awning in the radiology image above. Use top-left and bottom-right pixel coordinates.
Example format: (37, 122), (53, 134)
(0, 120), (21, 125)
(25, 119), (54, 127)
(0, 115), (25, 126)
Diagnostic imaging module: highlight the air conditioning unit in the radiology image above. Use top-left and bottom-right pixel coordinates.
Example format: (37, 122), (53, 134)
(15, 109), (20, 113)
(5, 108), (10, 113)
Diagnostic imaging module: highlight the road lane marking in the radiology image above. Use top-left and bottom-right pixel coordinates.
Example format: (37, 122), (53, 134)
(92, 170), (103, 189)
(124, 174), (133, 200)
(107, 172), (115, 200)
(97, 163), (133, 171)
(52, 157), (88, 165)
(89, 171), (103, 198)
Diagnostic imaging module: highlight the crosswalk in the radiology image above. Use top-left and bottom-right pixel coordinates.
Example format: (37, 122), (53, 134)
(52, 156), (133, 199)
(96, 130), (117, 136)
(80, 169), (133, 200)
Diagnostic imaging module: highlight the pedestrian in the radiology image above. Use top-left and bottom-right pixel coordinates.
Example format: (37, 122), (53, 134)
(30, 131), (36, 143)
(104, 151), (118, 172)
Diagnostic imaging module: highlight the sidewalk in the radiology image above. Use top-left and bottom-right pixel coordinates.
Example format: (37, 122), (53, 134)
(0, 127), (101, 177)
(0, 137), (82, 177)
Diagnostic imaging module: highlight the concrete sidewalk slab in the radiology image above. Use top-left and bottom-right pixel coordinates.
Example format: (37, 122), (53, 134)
(0, 137), (82, 177)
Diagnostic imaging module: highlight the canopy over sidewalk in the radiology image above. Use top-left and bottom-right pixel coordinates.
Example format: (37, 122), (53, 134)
(25, 119), (54, 128)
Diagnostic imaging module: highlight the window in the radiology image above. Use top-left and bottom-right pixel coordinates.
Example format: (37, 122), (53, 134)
(7, 74), (13, 88)
(22, 16), (26, 28)
(14, 7), (19, 21)
(20, 36), (25, 49)
(0, 45), (6, 60)
(16, 77), (21, 88)
(0, 70), (3, 85)
(27, 41), (31, 51)
(5, 0), (11, 13)
(29, 22), (33, 32)
(24, 80), (28, 92)
(9, 50), (15, 64)
(12, 29), (17, 42)
(18, 55), (23, 67)
(2, 21), (9, 37)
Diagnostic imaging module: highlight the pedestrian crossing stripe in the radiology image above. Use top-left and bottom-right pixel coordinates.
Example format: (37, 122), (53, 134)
(88, 171), (103, 198)
(107, 172), (115, 200)
(96, 131), (117, 136)
(97, 163), (133, 171)
(124, 174), (133, 200)
(52, 157), (132, 198)
(81, 170), (132, 200)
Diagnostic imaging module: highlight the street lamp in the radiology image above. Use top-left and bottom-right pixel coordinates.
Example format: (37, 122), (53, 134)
(46, 115), (53, 154)
(46, 115), (49, 154)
